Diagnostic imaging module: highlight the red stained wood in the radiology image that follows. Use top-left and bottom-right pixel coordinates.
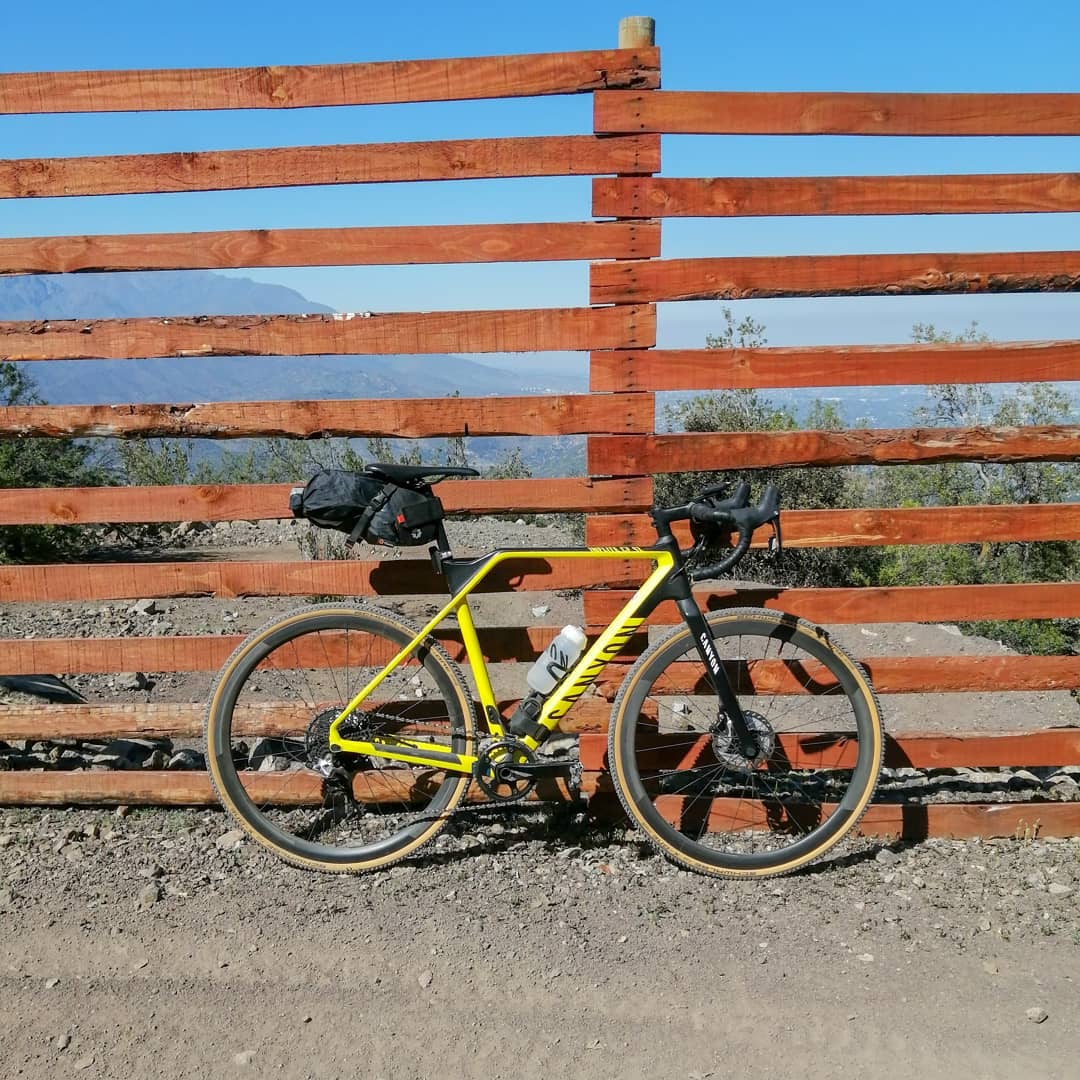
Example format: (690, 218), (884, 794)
(590, 251), (1080, 304)
(636, 795), (1080, 841)
(0, 477), (653, 526)
(0, 555), (650, 602)
(578, 728), (1080, 771)
(587, 426), (1080, 474)
(593, 174), (1080, 218)
(594, 90), (1080, 136)
(586, 503), (1080, 548)
(0, 626), (581, 675)
(0, 306), (655, 360)
(583, 582), (1080, 626)
(588, 340), (1080, 392)
(0, 770), (580, 807)
(0, 48), (660, 114)
(0, 221), (661, 276)
(0, 392), (654, 440)
(0, 135), (661, 199)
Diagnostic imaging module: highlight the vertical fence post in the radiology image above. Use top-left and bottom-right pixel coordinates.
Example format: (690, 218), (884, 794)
(583, 15), (661, 629)
(618, 15), (655, 48)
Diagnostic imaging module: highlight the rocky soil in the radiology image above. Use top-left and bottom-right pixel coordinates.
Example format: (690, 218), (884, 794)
(0, 806), (1078, 1079)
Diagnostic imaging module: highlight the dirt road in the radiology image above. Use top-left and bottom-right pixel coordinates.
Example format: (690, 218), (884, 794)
(1, 806), (1077, 1079)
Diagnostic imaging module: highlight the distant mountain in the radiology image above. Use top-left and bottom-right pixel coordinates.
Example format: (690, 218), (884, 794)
(0, 271), (585, 404)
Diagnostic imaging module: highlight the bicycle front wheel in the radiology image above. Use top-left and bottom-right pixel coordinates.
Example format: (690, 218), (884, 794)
(205, 602), (475, 873)
(609, 608), (883, 878)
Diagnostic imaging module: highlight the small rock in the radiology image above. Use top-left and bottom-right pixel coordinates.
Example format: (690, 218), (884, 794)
(0, 887), (15, 907)
(73, 1056), (95, 1071)
(530, 605), (550, 617)
(983, 961), (999, 975)
(856, 953), (874, 963)
(116, 672), (150, 691)
(1047, 883), (1073, 898)
(216, 829), (245, 851)
(138, 882), (162, 909)
(874, 848), (899, 866)
(0, 833), (15, 848)
(418, 970), (433, 988)
(167, 748), (206, 771)
(977, 918), (992, 933)
(131, 599), (158, 616)
(234, 1050), (256, 1066)
(55, 1033), (71, 1051)
(1026, 1007), (1048, 1024)
(45, 977), (60, 988)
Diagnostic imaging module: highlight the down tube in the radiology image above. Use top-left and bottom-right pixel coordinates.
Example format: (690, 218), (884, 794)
(532, 555), (675, 746)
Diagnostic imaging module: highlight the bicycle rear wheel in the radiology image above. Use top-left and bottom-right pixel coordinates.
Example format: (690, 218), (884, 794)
(205, 602), (474, 873)
(609, 608), (883, 878)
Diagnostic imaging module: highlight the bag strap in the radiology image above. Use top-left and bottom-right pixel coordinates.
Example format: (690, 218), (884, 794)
(344, 483), (396, 547)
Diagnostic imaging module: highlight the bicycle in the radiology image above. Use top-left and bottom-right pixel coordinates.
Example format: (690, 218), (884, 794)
(205, 463), (884, 879)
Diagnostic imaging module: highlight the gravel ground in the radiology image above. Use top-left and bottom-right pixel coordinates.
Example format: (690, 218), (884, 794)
(0, 806), (1078, 1079)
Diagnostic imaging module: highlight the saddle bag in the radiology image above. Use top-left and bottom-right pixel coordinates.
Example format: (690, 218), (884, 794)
(289, 469), (444, 547)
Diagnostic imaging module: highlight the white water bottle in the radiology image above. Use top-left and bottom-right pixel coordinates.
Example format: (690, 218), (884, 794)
(508, 625), (587, 738)
(527, 625), (587, 694)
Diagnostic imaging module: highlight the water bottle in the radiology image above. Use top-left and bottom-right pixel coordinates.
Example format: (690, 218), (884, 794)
(508, 625), (587, 737)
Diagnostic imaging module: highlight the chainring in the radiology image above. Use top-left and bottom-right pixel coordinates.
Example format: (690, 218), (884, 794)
(474, 738), (538, 802)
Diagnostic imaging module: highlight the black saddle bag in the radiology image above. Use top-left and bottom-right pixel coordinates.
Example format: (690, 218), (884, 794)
(289, 469), (444, 547)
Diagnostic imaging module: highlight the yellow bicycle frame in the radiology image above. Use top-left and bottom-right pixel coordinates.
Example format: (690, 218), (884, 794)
(327, 547), (676, 773)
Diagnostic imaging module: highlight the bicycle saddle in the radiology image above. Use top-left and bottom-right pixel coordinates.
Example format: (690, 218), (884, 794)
(364, 463), (479, 487)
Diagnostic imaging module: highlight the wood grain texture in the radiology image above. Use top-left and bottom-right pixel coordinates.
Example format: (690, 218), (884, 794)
(0, 135), (661, 199)
(0, 477), (654, 526)
(0, 627), (592, 675)
(583, 582), (1080, 626)
(586, 503), (1080, 548)
(1, 306), (655, 359)
(594, 90), (1080, 136)
(590, 251), (1080, 303)
(593, 174), (1080, 218)
(0, 555), (651, 602)
(616, 795), (1080, 841)
(0, 392), (654, 440)
(589, 340), (1080, 392)
(0, 48), (660, 113)
(588, 426), (1080, 475)
(0, 770), (580, 807)
(578, 727), (1080, 771)
(0, 221), (661, 275)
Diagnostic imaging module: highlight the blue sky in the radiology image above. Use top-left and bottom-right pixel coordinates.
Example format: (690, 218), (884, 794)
(1, 0), (1078, 365)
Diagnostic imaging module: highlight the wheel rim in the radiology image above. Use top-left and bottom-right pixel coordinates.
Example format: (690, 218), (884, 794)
(208, 610), (471, 867)
(616, 615), (880, 873)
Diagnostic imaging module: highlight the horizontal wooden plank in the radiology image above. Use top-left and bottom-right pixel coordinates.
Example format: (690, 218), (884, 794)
(0, 135), (661, 199)
(621, 795), (1080, 841)
(590, 251), (1080, 304)
(1, 305), (655, 359)
(0, 48), (660, 114)
(594, 90), (1080, 136)
(0, 769), (580, 807)
(0, 554), (651, 602)
(0, 221), (661, 276)
(0, 698), (618, 742)
(593, 174), (1080, 218)
(589, 340), (1080, 392)
(584, 581), (1080, 626)
(587, 504), (1080, 548)
(578, 728), (1080, 771)
(589, 426), (1080, 475)
(0, 392), (654, 440)
(0, 626), (588, 675)
(0, 477), (653, 526)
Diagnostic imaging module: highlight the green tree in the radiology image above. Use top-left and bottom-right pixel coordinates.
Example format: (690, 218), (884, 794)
(654, 309), (877, 587)
(0, 362), (109, 562)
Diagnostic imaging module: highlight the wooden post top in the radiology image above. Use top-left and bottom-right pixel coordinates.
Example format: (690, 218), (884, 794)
(618, 15), (655, 48)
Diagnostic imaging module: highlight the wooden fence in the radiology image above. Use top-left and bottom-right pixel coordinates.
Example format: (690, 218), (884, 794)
(1, 16), (1078, 839)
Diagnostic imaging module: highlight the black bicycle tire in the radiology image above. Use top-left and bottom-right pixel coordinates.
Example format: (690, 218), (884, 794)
(205, 601), (475, 873)
(608, 607), (884, 878)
